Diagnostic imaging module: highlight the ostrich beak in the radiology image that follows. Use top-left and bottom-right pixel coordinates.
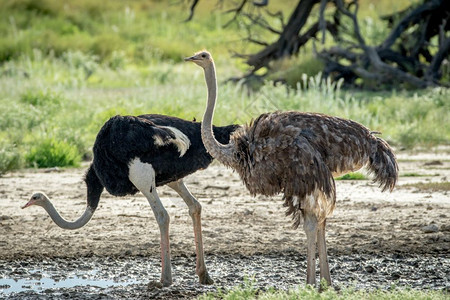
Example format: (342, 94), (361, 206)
(21, 200), (34, 209)
(184, 55), (196, 62)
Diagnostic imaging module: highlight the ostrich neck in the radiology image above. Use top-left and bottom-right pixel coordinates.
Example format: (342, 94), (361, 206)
(201, 63), (235, 166)
(42, 200), (94, 230)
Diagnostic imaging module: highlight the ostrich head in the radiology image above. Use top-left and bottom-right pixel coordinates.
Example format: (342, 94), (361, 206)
(22, 192), (48, 209)
(184, 50), (213, 68)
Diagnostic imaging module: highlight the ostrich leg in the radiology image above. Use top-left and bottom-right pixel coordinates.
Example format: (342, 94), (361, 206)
(317, 220), (332, 286)
(303, 210), (319, 286)
(167, 180), (213, 284)
(129, 159), (172, 287)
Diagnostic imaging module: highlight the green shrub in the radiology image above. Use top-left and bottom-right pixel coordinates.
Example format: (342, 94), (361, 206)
(90, 34), (127, 61)
(4, 0), (62, 17)
(336, 172), (367, 180)
(0, 142), (22, 175)
(198, 280), (449, 299)
(20, 89), (62, 106)
(26, 137), (81, 168)
(267, 54), (325, 88)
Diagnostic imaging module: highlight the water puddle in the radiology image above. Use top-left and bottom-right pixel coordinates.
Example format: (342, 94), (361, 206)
(0, 268), (140, 295)
(1, 254), (448, 298)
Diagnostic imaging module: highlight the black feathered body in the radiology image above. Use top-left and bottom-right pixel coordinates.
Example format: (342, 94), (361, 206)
(229, 111), (398, 227)
(91, 114), (239, 198)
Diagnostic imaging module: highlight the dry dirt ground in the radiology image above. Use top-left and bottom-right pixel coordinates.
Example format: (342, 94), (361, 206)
(0, 148), (449, 298)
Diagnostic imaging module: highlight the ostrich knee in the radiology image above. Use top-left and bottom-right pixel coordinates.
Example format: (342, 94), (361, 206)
(189, 200), (202, 219)
(156, 209), (170, 235)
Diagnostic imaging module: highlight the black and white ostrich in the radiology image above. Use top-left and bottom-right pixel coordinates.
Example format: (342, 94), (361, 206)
(22, 113), (239, 287)
(185, 50), (398, 287)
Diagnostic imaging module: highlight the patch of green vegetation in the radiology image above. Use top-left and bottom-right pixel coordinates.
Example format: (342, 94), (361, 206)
(401, 173), (439, 177)
(267, 53), (325, 88)
(402, 182), (450, 192)
(401, 173), (425, 177)
(0, 0), (448, 174)
(25, 137), (81, 168)
(336, 172), (367, 180)
(0, 140), (22, 175)
(20, 89), (62, 106)
(197, 279), (448, 300)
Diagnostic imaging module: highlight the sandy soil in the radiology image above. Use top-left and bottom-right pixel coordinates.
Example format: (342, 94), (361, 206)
(0, 149), (449, 262)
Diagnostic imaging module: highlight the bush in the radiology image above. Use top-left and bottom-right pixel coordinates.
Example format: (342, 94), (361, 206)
(20, 89), (62, 106)
(26, 138), (81, 168)
(0, 142), (22, 175)
(336, 172), (367, 180)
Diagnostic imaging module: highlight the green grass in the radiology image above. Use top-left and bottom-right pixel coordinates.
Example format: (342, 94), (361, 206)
(402, 182), (450, 192)
(0, 0), (449, 172)
(197, 279), (448, 299)
(335, 172), (367, 180)
(25, 137), (81, 168)
(401, 173), (439, 177)
(0, 55), (448, 172)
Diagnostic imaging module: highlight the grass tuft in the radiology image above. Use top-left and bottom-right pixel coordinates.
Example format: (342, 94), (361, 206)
(25, 137), (81, 168)
(0, 0), (448, 174)
(197, 279), (449, 299)
(0, 141), (22, 175)
(336, 172), (367, 180)
(20, 89), (62, 106)
(401, 182), (450, 192)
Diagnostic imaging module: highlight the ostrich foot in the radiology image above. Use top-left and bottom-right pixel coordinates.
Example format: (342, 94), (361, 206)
(147, 280), (171, 289)
(199, 271), (214, 285)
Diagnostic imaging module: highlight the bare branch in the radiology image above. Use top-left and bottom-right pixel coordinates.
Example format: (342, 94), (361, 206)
(265, 10), (285, 29)
(411, 15), (431, 58)
(253, 0), (268, 7)
(184, 0), (200, 22)
(335, 0), (366, 47)
(247, 37), (270, 47)
(319, 0), (328, 44)
(223, 0), (248, 28)
(294, 21), (337, 53)
(379, 0), (442, 50)
(327, 0), (437, 88)
(438, 15), (449, 46)
(326, 46), (358, 62)
(365, 47), (431, 88)
(243, 12), (282, 35)
(426, 36), (450, 82)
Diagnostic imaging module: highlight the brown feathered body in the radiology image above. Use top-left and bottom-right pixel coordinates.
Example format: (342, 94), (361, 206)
(227, 111), (398, 228)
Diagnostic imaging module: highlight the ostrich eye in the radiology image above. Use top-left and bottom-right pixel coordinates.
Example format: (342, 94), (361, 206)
(201, 54), (206, 58)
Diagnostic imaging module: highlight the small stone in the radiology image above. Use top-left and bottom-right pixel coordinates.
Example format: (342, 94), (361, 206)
(423, 160), (443, 166)
(391, 271), (401, 280)
(421, 224), (439, 233)
(364, 265), (377, 273)
(440, 224), (450, 231)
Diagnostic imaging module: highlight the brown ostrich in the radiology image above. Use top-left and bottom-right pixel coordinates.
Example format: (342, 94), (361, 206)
(185, 50), (398, 286)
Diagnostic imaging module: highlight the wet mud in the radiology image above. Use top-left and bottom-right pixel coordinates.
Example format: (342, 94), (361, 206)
(1, 149), (449, 298)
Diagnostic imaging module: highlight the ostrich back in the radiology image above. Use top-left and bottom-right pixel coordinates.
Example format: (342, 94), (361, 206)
(93, 114), (239, 196)
(230, 111), (387, 226)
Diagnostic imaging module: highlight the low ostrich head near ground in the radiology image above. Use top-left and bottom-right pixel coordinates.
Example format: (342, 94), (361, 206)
(22, 192), (48, 209)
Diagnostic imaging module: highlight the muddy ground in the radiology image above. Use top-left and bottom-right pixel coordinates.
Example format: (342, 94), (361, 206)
(0, 148), (449, 299)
